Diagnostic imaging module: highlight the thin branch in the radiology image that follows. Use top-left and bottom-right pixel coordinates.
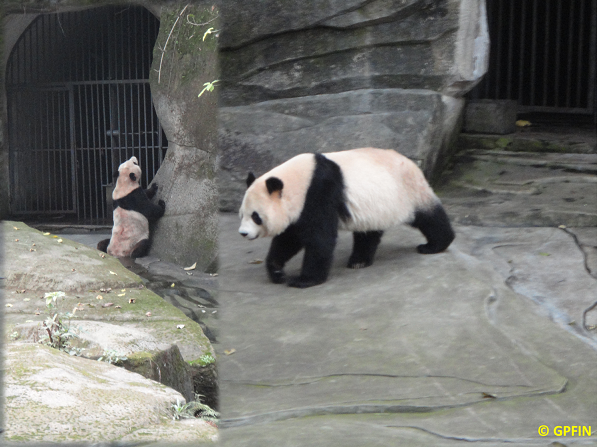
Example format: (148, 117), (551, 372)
(186, 14), (219, 27)
(157, 3), (190, 84)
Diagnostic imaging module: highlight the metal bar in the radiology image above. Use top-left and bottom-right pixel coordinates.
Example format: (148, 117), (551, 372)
(517, 0), (526, 104)
(44, 92), (50, 211)
(494, 0), (504, 98)
(554, 0), (562, 107)
(8, 80), (148, 90)
(506, 0), (515, 99)
(28, 21), (33, 85)
(82, 85), (90, 220)
(142, 83), (148, 178)
(576, 0), (586, 107)
(530, 0), (538, 105)
(76, 85), (84, 219)
(140, 8), (145, 79)
(588, 0), (597, 114)
(93, 83), (100, 220)
(119, 83), (127, 162)
(137, 83), (142, 179)
(565, 0), (576, 108)
(121, 7), (125, 81)
(58, 91), (64, 210)
(130, 83), (134, 161)
(542, 0), (550, 106)
(69, 86), (77, 214)
(129, 8), (133, 80)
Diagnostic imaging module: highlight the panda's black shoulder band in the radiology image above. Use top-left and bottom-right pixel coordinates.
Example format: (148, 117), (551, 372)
(114, 187), (165, 220)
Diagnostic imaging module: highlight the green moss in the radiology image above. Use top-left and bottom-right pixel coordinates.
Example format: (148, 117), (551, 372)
(495, 137), (512, 148)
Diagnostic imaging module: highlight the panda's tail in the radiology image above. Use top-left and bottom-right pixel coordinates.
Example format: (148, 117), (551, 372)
(410, 203), (455, 254)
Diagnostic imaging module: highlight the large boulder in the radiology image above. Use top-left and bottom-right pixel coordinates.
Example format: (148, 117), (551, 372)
(3, 221), (217, 442)
(3, 343), (218, 443)
(218, 0), (489, 210)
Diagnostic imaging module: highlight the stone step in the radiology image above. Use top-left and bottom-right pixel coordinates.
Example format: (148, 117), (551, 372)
(458, 129), (597, 154)
(437, 150), (597, 227)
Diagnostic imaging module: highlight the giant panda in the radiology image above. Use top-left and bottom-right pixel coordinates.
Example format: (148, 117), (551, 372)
(97, 156), (165, 258)
(238, 147), (455, 288)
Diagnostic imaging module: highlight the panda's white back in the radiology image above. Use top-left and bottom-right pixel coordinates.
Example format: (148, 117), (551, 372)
(107, 208), (149, 257)
(324, 148), (438, 232)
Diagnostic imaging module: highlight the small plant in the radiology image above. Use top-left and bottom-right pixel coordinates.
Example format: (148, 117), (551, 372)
(189, 353), (215, 366)
(198, 80), (218, 97)
(170, 394), (219, 423)
(98, 349), (128, 365)
(40, 291), (81, 354)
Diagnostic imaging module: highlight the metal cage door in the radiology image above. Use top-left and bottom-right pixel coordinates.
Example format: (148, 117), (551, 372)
(8, 87), (76, 216)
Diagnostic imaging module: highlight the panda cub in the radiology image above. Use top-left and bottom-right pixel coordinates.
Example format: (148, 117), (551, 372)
(97, 156), (165, 258)
(238, 147), (455, 288)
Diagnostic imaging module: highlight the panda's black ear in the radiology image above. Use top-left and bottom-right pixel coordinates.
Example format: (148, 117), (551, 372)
(129, 172), (137, 181)
(265, 177), (284, 195)
(246, 172), (256, 188)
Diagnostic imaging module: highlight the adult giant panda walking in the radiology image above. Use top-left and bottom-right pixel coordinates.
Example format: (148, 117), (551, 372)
(238, 148), (455, 288)
(97, 156), (165, 258)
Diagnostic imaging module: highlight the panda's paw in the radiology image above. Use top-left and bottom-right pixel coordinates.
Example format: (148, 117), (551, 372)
(348, 261), (366, 269)
(158, 199), (166, 209)
(417, 243), (441, 254)
(150, 183), (158, 192)
(269, 269), (286, 284)
(288, 276), (323, 288)
(347, 256), (373, 269)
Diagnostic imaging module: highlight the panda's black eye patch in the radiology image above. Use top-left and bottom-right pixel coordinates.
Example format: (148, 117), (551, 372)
(251, 212), (263, 225)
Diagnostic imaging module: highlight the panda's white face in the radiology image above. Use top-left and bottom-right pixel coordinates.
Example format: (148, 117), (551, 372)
(113, 156), (142, 200)
(238, 209), (265, 240)
(238, 182), (274, 240)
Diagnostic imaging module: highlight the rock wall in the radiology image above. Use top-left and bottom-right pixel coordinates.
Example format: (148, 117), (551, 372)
(146, 2), (219, 270)
(218, 0), (489, 211)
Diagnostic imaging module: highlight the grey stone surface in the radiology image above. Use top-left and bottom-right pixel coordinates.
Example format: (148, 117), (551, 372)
(218, 0), (489, 209)
(463, 100), (517, 134)
(437, 150), (597, 227)
(147, 2), (219, 270)
(217, 212), (597, 445)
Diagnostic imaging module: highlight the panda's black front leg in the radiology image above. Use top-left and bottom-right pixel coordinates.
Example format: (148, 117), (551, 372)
(348, 231), (383, 269)
(145, 183), (158, 199)
(287, 240), (335, 288)
(266, 226), (303, 284)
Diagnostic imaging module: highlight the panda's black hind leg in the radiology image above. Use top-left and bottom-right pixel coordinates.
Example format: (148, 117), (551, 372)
(266, 226), (304, 284)
(411, 204), (455, 254)
(347, 231), (383, 269)
(130, 239), (151, 258)
(97, 238), (110, 253)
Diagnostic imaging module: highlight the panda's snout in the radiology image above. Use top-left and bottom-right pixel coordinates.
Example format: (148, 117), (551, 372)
(240, 231), (248, 238)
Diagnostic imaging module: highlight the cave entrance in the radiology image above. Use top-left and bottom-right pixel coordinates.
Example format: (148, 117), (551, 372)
(469, 0), (596, 123)
(6, 5), (168, 223)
